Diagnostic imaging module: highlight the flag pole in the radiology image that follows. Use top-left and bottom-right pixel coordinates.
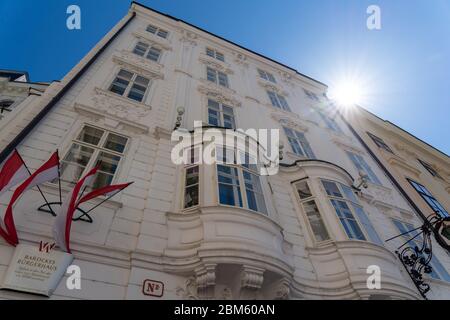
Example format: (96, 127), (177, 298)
(15, 149), (56, 215)
(83, 182), (133, 215)
(56, 149), (62, 204)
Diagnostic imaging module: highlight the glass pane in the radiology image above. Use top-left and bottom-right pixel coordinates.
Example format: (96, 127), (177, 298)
(288, 137), (304, 156)
(278, 95), (290, 111)
(77, 126), (104, 145)
(216, 52), (224, 61)
(303, 200), (330, 242)
(103, 133), (128, 153)
(117, 69), (133, 80)
(295, 180), (312, 199)
(206, 48), (215, 57)
(243, 170), (267, 214)
(146, 24), (157, 34)
(258, 69), (267, 80)
(208, 108), (220, 126)
(128, 84), (147, 102)
(352, 205), (383, 245)
(109, 78), (128, 96)
(341, 184), (359, 203)
(207, 67), (216, 83)
(218, 72), (228, 87)
(157, 30), (168, 38)
(92, 172), (114, 189)
(185, 166), (199, 208)
(147, 47), (161, 62)
(322, 180), (342, 197)
(60, 144), (95, 183)
(267, 73), (276, 83)
(217, 165), (242, 207)
(133, 42), (148, 56)
(96, 152), (121, 175)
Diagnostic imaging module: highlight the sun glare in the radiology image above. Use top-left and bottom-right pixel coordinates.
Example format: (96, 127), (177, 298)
(329, 80), (364, 108)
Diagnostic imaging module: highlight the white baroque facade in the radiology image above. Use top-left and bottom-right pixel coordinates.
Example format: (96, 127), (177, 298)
(0, 2), (449, 300)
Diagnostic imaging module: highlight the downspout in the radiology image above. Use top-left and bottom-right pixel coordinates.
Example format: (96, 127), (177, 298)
(0, 11), (137, 163)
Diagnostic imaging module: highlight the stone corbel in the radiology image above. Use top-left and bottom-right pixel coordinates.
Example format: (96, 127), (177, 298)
(239, 265), (265, 299)
(273, 278), (291, 300)
(195, 264), (217, 299)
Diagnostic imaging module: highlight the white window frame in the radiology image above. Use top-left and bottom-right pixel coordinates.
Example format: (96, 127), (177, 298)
(132, 41), (162, 63)
(108, 69), (151, 103)
(207, 98), (236, 129)
(206, 66), (229, 88)
(60, 124), (129, 189)
(292, 179), (331, 243)
(267, 90), (290, 111)
(146, 24), (169, 39)
(283, 127), (315, 159)
(215, 146), (268, 215)
(206, 47), (225, 62)
(258, 69), (276, 83)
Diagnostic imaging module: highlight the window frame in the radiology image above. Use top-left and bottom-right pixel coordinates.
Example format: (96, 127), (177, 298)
(418, 159), (443, 180)
(132, 41), (162, 63)
(346, 151), (381, 185)
(206, 98), (236, 129)
(108, 69), (151, 103)
(321, 179), (383, 244)
(317, 109), (343, 133)
(215, 146), (268, 215)
(407, 178), (449, 218)
(367, 132), (394, 154)
(258, 69), (276, 83)
(206, 66), (229, 88)
(292, 178), (331, 244)
(146, 24), (169, 39)
(59, 124), (129, 189)
(283, 126), (315, 159)
(206, 47), (225, 62)
(267, 90), (290, 112)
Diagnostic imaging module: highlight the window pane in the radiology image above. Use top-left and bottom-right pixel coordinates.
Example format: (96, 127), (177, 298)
(267, 73), (276, 83)
(218, 72), (228, 87)
(267, 91), (280, 108)
(295, 181), (312, 199)
(157, 29), (168, 38)
(322, 180), (342, 197)
(258, 69), (267, 80)
(341, 184), (358, 203)
(128, 84), (147, 102)
(243, 170), (267, 214)
(103, 133), (128, 153)
(331, 199), (366, 240)
(294, 131), (315, 158)
(288, 137), (304, 156)
(217, 165), (242, 207)
(117, 69), (133, 80)
(278, 95), (290, 111)
(60, 144), (95, 184)
(216, 52), (224, 62)
(77, 126), (104, 145)
(303, 200), (330, 242)
(92, 172), (114, 189)
(206, 48), (215, 57)
(147, 47), (161, 62)
(208, 108), (220, 126)
(185, 166), (199, 208)
(109, 77), (129, 96)
(96, 152), (121, 175)
(352, 205), (383, 245)
(133, 42), (148, 56)
(207, 67), (216, 83)
(146, 24), (157, 34)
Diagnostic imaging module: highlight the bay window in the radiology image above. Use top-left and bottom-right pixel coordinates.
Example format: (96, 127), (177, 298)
(322, 179), (383, 245)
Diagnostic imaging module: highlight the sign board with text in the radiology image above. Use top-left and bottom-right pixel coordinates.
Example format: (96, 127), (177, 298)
(1, 244), (73, 296)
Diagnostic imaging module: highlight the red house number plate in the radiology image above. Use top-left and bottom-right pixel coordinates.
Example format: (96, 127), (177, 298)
(142, 279), (164, 297)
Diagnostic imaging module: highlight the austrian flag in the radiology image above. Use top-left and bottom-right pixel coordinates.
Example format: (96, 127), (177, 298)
(0, 150), (29, 198)
(3, 151), (60, 245)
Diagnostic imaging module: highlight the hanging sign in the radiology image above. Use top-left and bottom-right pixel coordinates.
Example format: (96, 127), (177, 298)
(1, 243), (73, 296)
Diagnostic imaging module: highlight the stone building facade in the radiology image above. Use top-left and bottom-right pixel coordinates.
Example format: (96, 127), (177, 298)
(0, 2), (448, 299)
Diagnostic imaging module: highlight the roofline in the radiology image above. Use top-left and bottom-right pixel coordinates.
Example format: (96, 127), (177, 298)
(130, 1), (328, 88)
(0, 69), (30, 82)
(355, 105), (449, 158)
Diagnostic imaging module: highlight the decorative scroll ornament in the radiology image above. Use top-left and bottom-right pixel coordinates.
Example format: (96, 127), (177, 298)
(387, 215), (450, 299)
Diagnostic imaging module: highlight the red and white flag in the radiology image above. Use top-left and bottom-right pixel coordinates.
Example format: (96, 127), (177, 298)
(77, 182), (132, 204)
(0, 150), (29, 198)
(52, 166), (98, 253)
(3, 151), (60, 245)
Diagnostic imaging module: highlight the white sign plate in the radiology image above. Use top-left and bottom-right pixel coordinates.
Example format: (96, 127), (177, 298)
(1, 244), (73, 297)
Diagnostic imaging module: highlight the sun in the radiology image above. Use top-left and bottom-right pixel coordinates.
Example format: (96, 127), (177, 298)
(328, 80), (364, 108)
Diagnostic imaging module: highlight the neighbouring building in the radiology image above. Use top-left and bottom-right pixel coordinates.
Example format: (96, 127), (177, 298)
(0, 2), (449, 300)
(0, 70), (50, 150)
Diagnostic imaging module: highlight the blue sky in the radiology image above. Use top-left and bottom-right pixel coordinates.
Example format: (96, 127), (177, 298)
(0, 0), (449, 154)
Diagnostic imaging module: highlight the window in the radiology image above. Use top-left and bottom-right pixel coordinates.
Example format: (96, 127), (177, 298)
(267, 91), (290, 111)
(258, 69), (276, 83)
(317, 109), (342, 133)
(283, 127), (315, 158)
(418, 159), (443, 180)
(0, 100), (14, 114)
(392, 219), (450, 282)
(367, 133), (394, 154)
(133, 41), (162, 62)
(207, 99), (236, 129)
(206, 67), (229, 88)
(184, 165), (199, 209)
(109, 69), (151, 103)
(206, 48), (225, 62)
(322, 180), (383, 244)
(146, 24), (168, 38)
(294, 180), (330, 242)
(60, 125), (128, 189)
(408, 179), (449, 218)
(216, 147), (267, 214)
(304, 89), (320, 101)
(346, 151), (381, 185)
